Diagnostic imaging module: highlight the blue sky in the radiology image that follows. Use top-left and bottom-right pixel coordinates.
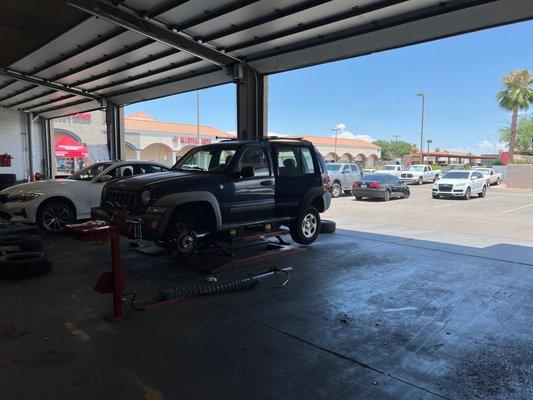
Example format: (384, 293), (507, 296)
(125, 20), (533, 154)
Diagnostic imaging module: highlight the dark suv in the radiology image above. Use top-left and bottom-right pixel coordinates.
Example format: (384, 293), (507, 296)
(94, 138), (331, 251)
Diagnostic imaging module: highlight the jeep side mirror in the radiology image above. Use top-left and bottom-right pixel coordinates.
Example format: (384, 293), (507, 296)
(98, 174), (114, 182)
(240, 166), (255, 178)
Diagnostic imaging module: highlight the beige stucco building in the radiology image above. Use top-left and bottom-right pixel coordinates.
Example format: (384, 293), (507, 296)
(52, 111), (381, 172)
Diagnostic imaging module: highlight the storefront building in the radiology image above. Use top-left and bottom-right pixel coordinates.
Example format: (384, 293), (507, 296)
(52, 111), (381, 173)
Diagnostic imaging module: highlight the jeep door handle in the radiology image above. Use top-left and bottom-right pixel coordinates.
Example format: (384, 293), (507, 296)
(260, 180), (273, 186)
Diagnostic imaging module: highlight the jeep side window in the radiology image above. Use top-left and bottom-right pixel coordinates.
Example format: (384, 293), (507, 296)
(300, 147), (316, 174)
(277, 147), (302, 176)
(237, 146), (270, 177)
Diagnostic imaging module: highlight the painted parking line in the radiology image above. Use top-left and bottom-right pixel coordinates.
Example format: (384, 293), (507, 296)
(502, 203), (533, 214)
(433, 196), (504, 208)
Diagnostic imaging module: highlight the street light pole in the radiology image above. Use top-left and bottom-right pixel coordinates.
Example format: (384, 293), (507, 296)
(417, 93), (425, 164)
(426, 139), (432, 163)
(332, 127), (341, 162)
(393, 134), (401, 142)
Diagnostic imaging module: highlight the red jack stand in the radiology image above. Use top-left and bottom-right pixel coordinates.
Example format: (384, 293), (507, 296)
(66, 222), (125, 321)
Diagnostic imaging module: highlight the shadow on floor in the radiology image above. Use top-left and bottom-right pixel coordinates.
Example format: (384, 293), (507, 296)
(0, 225), (532, 400)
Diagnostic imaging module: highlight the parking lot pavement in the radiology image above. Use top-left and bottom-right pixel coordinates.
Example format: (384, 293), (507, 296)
(322, 184), (533, 264)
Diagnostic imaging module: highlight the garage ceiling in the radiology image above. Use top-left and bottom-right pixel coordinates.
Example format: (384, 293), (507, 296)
(1, 0), (532, 119)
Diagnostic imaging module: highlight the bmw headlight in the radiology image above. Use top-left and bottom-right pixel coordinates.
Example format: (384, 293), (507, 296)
(140, 190), (151, 206)
(8, 192), (42, 202)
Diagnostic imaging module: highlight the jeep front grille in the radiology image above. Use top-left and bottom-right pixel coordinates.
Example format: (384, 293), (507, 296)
(103, 190), (137, 211)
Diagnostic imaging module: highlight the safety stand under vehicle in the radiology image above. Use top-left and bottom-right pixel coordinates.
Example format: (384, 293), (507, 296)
(66, 222), (125, 321)
(173, 226), (307, 274)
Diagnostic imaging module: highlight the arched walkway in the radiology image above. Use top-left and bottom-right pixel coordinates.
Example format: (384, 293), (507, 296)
(365, 154), (380, 168)
(124, 142), (138, 161)
(340, 153), (354, 163)
(141, 143), (174, 166)
(324, 152), (337, 162)
(176, 145), (196, 158)
(353, 153), (367, 166)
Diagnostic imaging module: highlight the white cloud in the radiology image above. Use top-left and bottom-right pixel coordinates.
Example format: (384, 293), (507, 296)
(477, 140), (506, 151)
(332, 122), (374, 142)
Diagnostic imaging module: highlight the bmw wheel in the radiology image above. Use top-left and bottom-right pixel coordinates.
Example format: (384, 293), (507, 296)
(37, 201), (75, 233)
(290, 207), (321, 245)
(383, 190), (391, 202)
(403, 189), (410, 199)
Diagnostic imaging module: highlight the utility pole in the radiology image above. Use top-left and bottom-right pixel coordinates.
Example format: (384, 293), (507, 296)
(393, 134), (401, 142)
(332, 127), (341, 162)
(417, 93), (425, 164)
(196, 90), (200, 146)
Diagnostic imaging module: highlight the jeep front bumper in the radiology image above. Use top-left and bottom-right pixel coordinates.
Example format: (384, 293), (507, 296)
(91, 207), (173, 241)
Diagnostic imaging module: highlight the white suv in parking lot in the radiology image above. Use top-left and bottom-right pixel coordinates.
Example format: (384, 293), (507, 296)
(0, 161), (169, 233)
(432, 170), (487, 200)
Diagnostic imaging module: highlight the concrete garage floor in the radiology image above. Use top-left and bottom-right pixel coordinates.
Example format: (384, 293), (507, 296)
(1, 185), (532, 400)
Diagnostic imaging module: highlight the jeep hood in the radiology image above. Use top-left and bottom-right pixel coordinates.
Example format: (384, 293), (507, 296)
(106, 171), (221, 191)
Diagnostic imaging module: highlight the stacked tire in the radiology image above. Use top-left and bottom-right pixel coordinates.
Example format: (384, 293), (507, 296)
(0, 233), (53, 279)
(0, 174), (17, 192)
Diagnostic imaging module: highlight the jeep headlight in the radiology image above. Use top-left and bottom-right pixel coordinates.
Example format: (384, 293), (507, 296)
(140, 190), (151, 206)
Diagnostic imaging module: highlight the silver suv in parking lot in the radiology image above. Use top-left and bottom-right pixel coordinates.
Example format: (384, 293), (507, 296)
(326, 163), (362, 198)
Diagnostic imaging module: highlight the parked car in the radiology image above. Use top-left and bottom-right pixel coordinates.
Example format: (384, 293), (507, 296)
(362, 168), (376, 175)
(93, 139), (332, 250)
(325, 163), (362, 198)
(352, 173), (410, 201)
(431, 170), (487, 199)
(474, 167), (502, 186)
(0, 161), (170, 233)
(400, 164), (441, 185)
(375, 164), (404, 177)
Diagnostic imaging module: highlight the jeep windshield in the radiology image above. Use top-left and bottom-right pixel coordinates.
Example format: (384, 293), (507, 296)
(173, 144), (238, 172)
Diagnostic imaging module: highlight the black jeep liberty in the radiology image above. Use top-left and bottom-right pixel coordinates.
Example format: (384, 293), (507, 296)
(94, 138), (331, 251)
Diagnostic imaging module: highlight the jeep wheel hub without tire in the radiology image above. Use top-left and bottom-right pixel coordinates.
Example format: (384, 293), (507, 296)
(302, 214), (317, 238)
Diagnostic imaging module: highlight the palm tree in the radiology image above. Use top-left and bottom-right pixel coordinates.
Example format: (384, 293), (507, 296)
(496, 70), (533, 162)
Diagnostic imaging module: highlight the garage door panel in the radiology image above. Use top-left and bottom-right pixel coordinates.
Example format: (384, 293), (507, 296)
(0, 86), (52, 107)
(78, 53), (199, 92)
(95, 60), (215, 97)
(33, 31), (155, 82)
(10, 17), (119, 74)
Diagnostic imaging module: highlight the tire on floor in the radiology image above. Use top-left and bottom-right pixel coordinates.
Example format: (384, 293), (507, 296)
(320, 219), (336, 234)
(0, 252), (52, 279)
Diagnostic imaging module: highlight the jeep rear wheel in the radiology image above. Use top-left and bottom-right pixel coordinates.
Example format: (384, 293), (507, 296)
(290, 207), (320, 245)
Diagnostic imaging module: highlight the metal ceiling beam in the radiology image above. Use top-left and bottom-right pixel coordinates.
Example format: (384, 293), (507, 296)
(67, 0), (240, 67)
(0, 69), (102, 102)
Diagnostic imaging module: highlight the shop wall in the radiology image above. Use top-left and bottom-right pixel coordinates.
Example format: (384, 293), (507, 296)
(0, 108), (43, 180)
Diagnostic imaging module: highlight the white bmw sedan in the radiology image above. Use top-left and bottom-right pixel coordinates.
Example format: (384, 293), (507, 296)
(0, 161), (169, 233)
(432, 170), (487, 200)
